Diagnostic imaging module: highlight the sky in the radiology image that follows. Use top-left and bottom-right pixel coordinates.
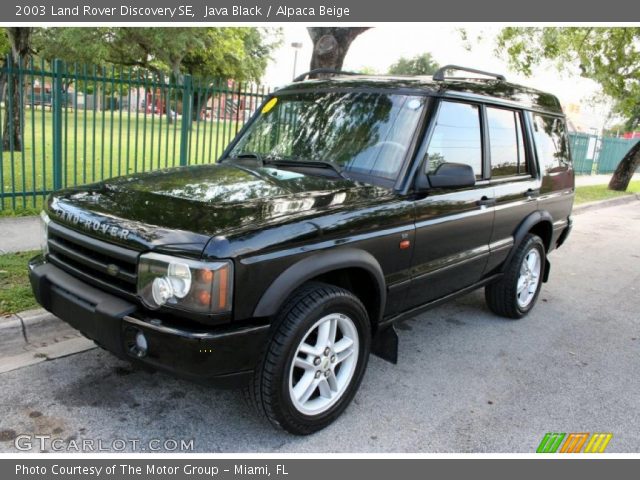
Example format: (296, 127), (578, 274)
(263, 25), (612, 132)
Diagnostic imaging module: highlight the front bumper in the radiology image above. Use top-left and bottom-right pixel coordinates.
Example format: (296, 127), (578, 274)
(28, 256), (269, 388)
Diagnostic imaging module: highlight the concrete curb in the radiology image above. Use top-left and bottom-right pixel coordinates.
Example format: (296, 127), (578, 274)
(0, 314), (23, 331)
(0, 308), (95, 374)
(2, 308), (67, 337)
(17, 308), (54, 328)
(0, 337), (96, 374)
(573, 193), (640, 215)
(0, 308), (57, 346)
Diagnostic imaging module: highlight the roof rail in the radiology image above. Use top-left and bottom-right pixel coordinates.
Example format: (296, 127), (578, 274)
(433, 65), (506, 82)
(293, 68), (361, 82)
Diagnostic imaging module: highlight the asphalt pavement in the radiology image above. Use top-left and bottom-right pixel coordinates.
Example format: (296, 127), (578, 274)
(0, 201), (639, 453)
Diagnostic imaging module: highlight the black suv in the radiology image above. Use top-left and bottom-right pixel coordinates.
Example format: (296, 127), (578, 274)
(29, 66), (574, 434)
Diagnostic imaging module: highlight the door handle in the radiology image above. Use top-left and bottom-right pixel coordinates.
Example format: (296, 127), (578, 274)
(525, 188), (540, 198)
(476, 196), (496, 207)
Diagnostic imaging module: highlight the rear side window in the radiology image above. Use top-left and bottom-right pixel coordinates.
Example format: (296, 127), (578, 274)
(487, 107), (528, 177)
(531, 114), (571, 174)
(426, 101), (482, 178)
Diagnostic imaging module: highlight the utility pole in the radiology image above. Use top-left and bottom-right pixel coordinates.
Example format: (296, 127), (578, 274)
(291, 42), (303, 80)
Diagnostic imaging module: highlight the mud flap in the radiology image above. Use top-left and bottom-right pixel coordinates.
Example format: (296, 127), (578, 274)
(543, 258), (551, 282)
(371, 325), (398, 364)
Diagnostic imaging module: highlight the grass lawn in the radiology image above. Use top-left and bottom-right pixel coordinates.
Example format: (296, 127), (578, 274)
(574, 180), (640, 204)
(0, 250), (39, 315)
(1, 106), (242, 215)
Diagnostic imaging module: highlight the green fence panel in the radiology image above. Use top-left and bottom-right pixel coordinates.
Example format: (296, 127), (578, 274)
(568, 132), (597, 175)
(180, 74), (193, 167)
(52, 59), (64, 191)
(0, 56), (271, 213)
(596, 137), (639, 174)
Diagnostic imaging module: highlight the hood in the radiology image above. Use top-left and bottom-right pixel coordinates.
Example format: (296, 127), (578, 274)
(47, 163), (390, 255)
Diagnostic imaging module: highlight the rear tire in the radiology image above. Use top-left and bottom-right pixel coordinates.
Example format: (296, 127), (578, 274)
(485, 234), (545, 319)
(248, 282), (371, 435)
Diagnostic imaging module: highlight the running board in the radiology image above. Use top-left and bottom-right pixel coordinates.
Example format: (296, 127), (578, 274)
(372, 273), (504, 364)
(379, 273), (504, 329)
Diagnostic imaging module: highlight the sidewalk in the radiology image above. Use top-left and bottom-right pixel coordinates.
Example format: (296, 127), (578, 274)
(0, 216), (41, 254)
(574, 172), (639, 187)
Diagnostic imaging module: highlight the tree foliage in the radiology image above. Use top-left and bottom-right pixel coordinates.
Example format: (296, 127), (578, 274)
(497, 28), (640, 118)
(497, 27), (640, 191)
(32, 28), (111, 66)
(30, 27), (280, 83)
(182, 28), (279, 82)
(0, 29), (11, 57)
(388, 52), (440, 76)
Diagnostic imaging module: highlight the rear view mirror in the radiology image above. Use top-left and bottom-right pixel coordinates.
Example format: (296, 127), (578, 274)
(427, 162), (476, 189)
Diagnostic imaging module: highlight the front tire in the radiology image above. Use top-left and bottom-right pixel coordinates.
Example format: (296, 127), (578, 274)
(249, 282), (371, 435)
(485, 234), (546, 319)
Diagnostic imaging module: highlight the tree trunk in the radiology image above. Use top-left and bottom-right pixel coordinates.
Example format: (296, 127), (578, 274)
(192, 90), (212, 123)
(95, 83), (102, 112)
(166, 64), (182, 125)
(307, 28), (369, 76)
(0, 58), (7, 107)
(2, 67), (23, 152)
(2, 27), (31, 152)
(608, 140), (640, 191)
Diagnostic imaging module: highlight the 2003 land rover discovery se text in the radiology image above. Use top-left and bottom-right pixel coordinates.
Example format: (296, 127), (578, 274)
(29, 66), (574, 434)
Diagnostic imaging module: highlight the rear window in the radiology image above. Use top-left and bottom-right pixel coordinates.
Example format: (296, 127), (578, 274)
(531, 114), (571, 174)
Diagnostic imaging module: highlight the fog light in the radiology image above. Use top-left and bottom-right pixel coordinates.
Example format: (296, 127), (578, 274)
(134, 331), (148, 357)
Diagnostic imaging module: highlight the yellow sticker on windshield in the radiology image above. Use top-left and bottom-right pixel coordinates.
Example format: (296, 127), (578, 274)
(261, 97), (278, 114)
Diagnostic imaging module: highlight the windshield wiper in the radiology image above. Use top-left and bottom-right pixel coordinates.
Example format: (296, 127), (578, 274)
(264, 158), (347, 179)
(221, 152), (264, 165)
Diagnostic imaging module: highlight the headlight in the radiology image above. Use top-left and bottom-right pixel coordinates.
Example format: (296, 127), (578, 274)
(39, 211), (50, 255)
(137, 253), (233, 314)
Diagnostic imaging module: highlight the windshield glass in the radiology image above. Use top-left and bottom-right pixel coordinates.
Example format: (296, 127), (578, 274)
(227, 91), (427, 182)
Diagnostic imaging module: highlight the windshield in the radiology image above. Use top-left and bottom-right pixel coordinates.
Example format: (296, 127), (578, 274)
(227, 91), (427, 183)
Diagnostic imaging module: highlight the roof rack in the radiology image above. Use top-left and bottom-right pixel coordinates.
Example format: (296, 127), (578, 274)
(293, 68), (361, 82)
(433, 65), (506, 82)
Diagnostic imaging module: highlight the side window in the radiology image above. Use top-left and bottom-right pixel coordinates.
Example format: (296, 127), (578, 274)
(426, 101), (482, 179)
(487, 107), (528, 177)
(531, 114), (571, 174)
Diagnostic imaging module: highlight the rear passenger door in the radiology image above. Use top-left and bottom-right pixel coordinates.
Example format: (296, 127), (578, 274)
(484, 106), (540, 273)
(406, 100), (495, 308)
(529, 112), (574, 228)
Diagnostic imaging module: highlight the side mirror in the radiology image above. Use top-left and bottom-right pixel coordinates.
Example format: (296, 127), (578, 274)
(427, 162), (476, 189)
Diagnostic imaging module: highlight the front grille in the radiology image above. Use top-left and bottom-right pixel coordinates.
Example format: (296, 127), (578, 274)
(47, 221), (140, 297)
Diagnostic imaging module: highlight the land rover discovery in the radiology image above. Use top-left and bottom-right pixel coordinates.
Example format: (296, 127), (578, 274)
(29, 66), (574, 434)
